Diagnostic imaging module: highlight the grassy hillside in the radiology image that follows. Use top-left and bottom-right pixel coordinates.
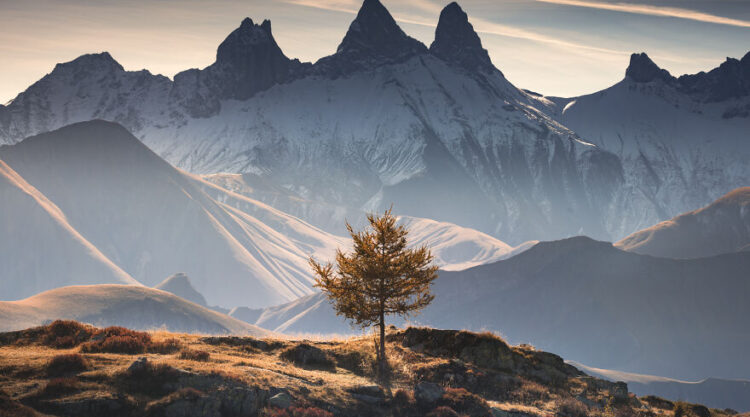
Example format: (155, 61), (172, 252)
(1, 322), (744, 417)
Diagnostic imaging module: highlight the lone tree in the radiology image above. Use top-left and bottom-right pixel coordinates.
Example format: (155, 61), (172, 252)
(309, 208), (438, 379)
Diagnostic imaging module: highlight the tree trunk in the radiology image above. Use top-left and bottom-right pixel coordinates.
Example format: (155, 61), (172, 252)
(378, 309), (386, 380)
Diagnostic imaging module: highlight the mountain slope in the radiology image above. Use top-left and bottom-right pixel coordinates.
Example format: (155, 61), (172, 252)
(247, 237), (750, 381)
(615, 187), (750, 258)
(0, 120), (345, 308)
(549, 53), (750, 237)
(0, 285), (270, 336)
(0, 1), (625, 245)
(571, 362), (750, 412)
(0, 159), (139, 300)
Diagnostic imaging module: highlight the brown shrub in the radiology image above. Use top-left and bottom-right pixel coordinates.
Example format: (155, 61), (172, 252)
(641, 396), (674, 410)
(555, 397), (590, 417)
(674, 402), (689, 417)
(81, 327), (151, 354)
(180, 349), (211, 361)
(47, 353), (91, 376)
(280, 343), (335, 370)
(42, 377), (80, 396)
(42, 320), (92, 348)
(510, 380), (549, 404)
(392, 389), (417, 417)
(264, 407), (334, 417)
(427, 406), (463, 417)
(437, 388), (492, 417)
(149, 338), (182, 354)
(120, 360), (180, 397)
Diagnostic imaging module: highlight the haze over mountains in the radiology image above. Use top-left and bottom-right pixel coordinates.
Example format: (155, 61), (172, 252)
(241, 236), (750, 381)
(0, 0), (749, 410)
(571, 362), (750, 412)
(0, 120), (524, 308)
(4, 0), (747, 245)
(0, 121), (345, 308)
(616, 187), (750, 259)
(0, 285), (270, 336)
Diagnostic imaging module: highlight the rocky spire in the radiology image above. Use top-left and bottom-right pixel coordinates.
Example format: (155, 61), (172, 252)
(173, 17), (310, 117)
(430, 2), (495, 73)
(315, 0), (427, 76)
(211, 17), (300, 100)
(625, 53), (673, 83)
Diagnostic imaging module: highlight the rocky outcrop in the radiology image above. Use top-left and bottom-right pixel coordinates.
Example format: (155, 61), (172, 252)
(430, 2), (495, 73)
(625, 53), (674, 83)
(313, 0), (427, 76)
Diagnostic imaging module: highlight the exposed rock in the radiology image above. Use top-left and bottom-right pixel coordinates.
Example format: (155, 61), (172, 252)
(314, 0), (427, 76)
(415, 381), (445, 405)
(625, 53), (674, 83)
(269, 392), (292, 409)
(127, 357), (150, 374)
(430, 2), (495, 73)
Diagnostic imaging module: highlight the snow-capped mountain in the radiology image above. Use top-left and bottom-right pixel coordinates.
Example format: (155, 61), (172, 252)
(0, 0), (624, 245)
(201, 173), (535, 270)
(0, 120), (528, 307)
(548, 52), (750, 237)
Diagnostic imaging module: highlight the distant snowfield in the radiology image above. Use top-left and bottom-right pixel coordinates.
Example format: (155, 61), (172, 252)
(400, 216), (536, 271)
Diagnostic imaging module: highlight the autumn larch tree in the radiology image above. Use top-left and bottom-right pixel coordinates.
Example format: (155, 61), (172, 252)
(309, 208), (439, 380)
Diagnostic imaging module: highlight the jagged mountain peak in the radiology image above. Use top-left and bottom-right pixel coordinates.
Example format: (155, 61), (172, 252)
(216, 17), (283, 66)
(625, 52), (673, 83)
(317, 0), (426, 75)
(51, 52), (124, 75)
(171, 16), (308, 114)
(430, 2), (495, 73)
(677, 50), (750, 102)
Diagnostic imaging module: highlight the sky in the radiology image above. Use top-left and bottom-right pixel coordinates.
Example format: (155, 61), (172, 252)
(0, 0), (748, 103)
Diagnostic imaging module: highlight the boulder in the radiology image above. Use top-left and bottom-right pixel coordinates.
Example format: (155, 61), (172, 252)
(415, 382), (444, 405)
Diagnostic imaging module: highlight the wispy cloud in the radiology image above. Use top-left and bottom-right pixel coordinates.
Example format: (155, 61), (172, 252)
(535, 0), (750, 28)
(286, 0), (629, 58)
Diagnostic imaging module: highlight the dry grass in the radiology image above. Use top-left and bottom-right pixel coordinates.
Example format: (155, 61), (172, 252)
(47, 353), (91, 376)
(0, 323), (736, 417)
(179, 348), (211, 361)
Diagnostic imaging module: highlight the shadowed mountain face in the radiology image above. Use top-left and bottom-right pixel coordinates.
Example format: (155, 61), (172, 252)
(245, 237), (750, 381)
(0, 120), (346, 308)
(154, 273), (207, 307)
(0, 160), (138, 299)
(0, 285), (270, 336)
(616, 187), (750, 259)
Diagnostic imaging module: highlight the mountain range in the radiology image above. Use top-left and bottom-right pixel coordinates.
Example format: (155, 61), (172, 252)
(4, 0), (746, 244)
(0, 120), (525, 308)
(238, 236), (750, 381)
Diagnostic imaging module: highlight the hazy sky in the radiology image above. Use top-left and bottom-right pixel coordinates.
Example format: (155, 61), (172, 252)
(1, 0), (748, 103)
